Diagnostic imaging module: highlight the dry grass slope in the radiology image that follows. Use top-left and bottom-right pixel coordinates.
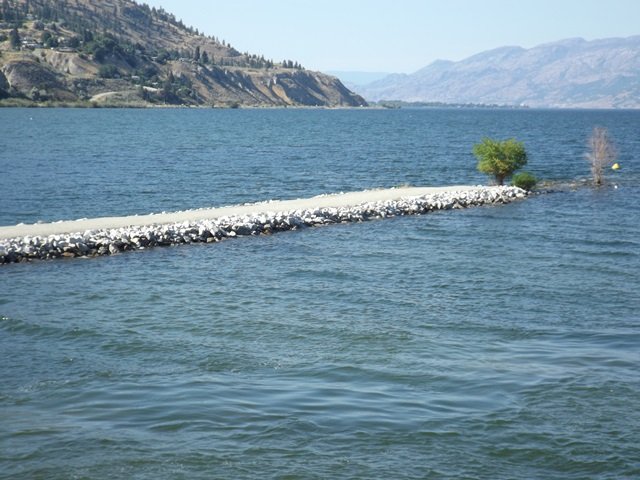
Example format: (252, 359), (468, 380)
(0, 0), (367, 107)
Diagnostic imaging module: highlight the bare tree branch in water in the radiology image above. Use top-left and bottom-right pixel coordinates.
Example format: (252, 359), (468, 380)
(586, 127), (616, 186)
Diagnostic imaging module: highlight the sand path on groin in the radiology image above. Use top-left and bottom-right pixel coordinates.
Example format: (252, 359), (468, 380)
(0, 186), (477, 240)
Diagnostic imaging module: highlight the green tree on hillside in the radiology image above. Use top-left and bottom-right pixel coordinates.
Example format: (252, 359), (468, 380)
(2, 0), (13, 22)
(162, 71), (176, 102)
(473, 137), (528, 185)
(98, 64), (118, 78)
(41, 31), (59, 48)
(9, 27), (20, 49)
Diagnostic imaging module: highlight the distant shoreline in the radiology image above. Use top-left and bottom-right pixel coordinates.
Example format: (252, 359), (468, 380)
(371, 100), (529, 110)
(0, 98), (369, 109)
(2, 100), (638, 110)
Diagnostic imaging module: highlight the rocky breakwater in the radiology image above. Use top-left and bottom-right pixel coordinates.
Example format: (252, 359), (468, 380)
(0, 186), (527, 264)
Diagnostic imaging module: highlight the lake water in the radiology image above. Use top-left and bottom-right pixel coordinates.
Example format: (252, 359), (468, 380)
(1, 108), (639, 479)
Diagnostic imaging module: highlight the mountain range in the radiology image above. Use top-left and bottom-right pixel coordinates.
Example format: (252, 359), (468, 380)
(0, 0), (366, 107)
(356, 36), (640, 108)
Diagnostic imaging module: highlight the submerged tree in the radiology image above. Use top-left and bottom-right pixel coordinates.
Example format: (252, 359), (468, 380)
(586, 127), (616, 186)
(473, 137), (528, 185)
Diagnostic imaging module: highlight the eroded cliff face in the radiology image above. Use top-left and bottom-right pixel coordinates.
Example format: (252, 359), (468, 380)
(1, 58), (78, 101)
(177, 64), (367, 107)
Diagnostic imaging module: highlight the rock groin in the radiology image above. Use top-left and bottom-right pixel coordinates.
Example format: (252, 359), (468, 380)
(0, 186), (527, 264)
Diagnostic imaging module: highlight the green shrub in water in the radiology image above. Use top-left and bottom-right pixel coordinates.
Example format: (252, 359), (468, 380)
(512, 171), (537, 191)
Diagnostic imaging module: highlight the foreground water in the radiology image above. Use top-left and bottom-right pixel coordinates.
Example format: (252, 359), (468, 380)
(1, 108), (639, 479)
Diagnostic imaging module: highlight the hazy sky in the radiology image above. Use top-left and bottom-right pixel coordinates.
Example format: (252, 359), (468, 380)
(143, 0), (640, 73)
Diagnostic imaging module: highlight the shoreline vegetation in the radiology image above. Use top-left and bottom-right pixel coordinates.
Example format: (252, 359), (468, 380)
(3, 98), (635, 110)
(0, 185), (527, 264)
(0, 98), (372, 109)
(0, 96), (517, 109)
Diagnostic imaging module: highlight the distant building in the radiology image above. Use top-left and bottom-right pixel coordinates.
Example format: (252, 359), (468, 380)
(21, 38), (43, 49)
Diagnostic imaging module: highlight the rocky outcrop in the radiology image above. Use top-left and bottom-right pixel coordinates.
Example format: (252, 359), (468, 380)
(269, 70), (366, 106)
(1, 58), (77, 101)
(0, 186), (527, 264)
(173, 63), (366, 107)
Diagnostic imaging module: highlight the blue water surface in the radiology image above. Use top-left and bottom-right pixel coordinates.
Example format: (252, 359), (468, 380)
(1, 108), (639, 479)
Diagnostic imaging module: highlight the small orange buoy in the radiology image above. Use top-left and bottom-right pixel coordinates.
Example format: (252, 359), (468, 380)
(612, 163), (620, 171)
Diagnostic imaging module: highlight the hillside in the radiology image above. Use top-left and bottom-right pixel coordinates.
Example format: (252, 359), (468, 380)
(0, 0), (366, 107)
(357, 37), (640, 108)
